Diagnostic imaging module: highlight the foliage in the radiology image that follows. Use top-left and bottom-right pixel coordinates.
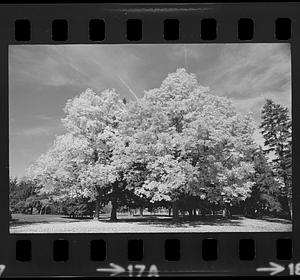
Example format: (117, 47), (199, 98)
(9, 177), (37, 214)
(243, 147), (283, 217)
(21, 70), (291, 221)
(260, 99), (292, 219)
(28, 88), (131, 220)
(121, 69), (256, 208)
(61, 197), (94, 218)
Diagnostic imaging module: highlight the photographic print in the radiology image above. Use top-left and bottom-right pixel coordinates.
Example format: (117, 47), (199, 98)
(9, 44), (292, 233)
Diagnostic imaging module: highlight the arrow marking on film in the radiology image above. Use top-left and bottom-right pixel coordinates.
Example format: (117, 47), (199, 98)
(96, 263), (125, 276)
(256, 262), (285, 276)
(0, 265), (6, 277)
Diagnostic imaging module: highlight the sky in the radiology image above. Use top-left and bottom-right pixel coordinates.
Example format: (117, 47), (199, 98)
(9, 44), (291, 178)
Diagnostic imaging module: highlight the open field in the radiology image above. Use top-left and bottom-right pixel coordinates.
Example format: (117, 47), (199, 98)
(10, 214), (292, 233)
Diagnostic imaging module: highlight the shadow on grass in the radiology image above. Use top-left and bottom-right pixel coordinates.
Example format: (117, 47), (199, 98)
(97, 214), (244, 228)
(97, 214), (292, 228)
(61, 216), (93, 220)
(10, 214), (93, 227)
(10, 219), (54, 227)
(259, 217), (292, 224)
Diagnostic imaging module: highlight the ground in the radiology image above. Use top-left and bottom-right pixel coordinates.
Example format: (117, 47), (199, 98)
(10, 213), (292, 233)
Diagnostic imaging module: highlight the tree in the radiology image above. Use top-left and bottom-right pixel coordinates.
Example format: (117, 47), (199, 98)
(61, 197), (94, 218)
(9, 177), (19, 212)
(28, 70), (264, 222)
(120, 68), (256, 219)
(9, 177), (37, 214)
(29, 88), (130, 221)
(243, 147), (282, 217)
(260, 99), (292, 219)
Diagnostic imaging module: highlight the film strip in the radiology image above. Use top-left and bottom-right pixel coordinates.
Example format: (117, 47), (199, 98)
(0, 2), (299, 277)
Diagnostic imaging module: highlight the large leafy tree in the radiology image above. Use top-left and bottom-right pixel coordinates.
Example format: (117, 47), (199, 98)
(260, 99), (292, 219)
(120, 69), (256, 219)
(29, 89), (129, 221)
(28, 70), (265, 222)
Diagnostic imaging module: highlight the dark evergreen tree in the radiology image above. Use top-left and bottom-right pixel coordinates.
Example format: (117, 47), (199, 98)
(244, 147), (282, 217)
(260, 99), (292, 219)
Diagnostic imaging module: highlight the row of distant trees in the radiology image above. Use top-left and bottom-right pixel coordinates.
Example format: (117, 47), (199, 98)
(9, 178), (94, 217)
(10, 69), (292, 221)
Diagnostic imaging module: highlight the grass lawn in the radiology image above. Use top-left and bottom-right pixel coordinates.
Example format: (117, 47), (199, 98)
(10, 213), (292, 233)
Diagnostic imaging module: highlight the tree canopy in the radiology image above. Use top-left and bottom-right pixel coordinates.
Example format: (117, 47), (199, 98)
(24, 69), (291, 221)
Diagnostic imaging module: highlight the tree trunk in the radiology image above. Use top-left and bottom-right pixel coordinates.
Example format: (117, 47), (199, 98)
(168, 208), (172, 216)
(288, 199), (293, 220)
(193, 209), (197, 216)
(282, 167), (292, 220)
(139, 207), (144, 216)
(110, 199), (117, 221)
(243, 205), (248, 217)
(30, 206), (33, 215)
(172, 201), (179, 221)
(188, 209), (193, 216)
(222, 207), (231, 218)
(95, 197), (100, 220)
(222, 208), (227, 218)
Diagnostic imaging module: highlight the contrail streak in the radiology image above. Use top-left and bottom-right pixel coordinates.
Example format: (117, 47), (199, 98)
(117, 76), (139, 100)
